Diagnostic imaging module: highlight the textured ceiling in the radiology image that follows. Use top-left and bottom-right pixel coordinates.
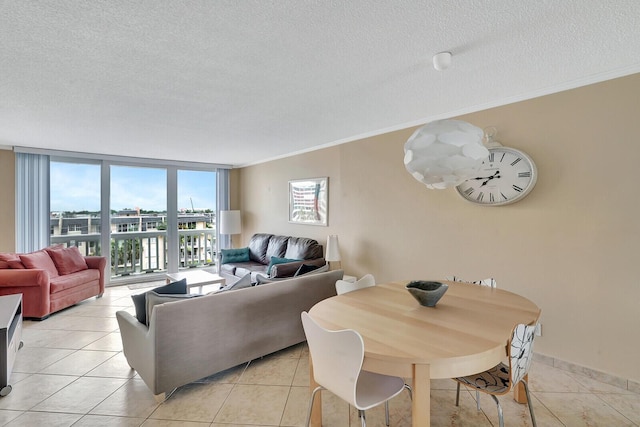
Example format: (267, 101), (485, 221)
(1, 1), (639, 167)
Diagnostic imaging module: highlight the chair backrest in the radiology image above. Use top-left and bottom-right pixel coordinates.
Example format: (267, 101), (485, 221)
(508, 322), (537, 386)
(447, 276), (497, 288)
(335, 273), (376, 295)
(301, 311), (363, 406)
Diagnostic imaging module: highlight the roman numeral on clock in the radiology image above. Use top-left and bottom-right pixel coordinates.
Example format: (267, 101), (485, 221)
(510, 158), (522, 166)
(464, 188), (474, 196)
(518, 171), (531, 178)
(489, 193), (495, 202)
(477, 192), (484, 202)
(513, 185), (523, 192)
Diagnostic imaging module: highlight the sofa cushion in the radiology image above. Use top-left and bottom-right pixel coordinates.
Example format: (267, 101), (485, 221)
(267, 256), (300, 276)
(20, 250), (59, 278)
(265, 235), (288, 262)
(248, 233), (273, 264)
(8, 261), (25, 269)
(145, 291), (201, 327)
(131, 279), (188, 325)
(219, 263), (237, 276)
(0, 253), (20, 263)
(285, 237), (323, 260)
(270, 257), (326, 278)
(234, 262), (269, 279)
(50, 268), (100, 293)
(221, 247), (250, 264)
(46, 246), (89, 275)
(0, 253), (23, 269)
(216, 273), (252, 293)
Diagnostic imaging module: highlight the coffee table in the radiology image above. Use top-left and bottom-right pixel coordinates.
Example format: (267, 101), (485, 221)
(166, 270), (226, 293)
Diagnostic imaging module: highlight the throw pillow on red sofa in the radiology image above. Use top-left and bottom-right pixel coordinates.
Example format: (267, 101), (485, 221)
(45, 246), (88, 275)
(19, 250), (60, 278)
(0, 253), (25, 269)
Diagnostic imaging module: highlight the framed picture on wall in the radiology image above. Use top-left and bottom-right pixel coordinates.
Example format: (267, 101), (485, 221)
(288, 177), (328, 226)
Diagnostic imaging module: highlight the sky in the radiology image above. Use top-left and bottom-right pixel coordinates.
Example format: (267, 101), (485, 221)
(50, 162), (217, 212)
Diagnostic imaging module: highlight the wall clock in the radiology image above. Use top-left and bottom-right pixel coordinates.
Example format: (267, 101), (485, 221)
(455, 145), (537, 206)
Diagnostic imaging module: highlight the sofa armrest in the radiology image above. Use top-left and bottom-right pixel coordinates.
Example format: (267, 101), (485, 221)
(116, 310), (158, 392)
(0, 269), (49, 288)
(271, 258), (326, 278)
(0, 269), (51, 318)
(85, 256), (107, 294)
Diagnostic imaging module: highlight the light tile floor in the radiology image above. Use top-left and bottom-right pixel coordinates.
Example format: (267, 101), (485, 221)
(2, 285), (638, 426)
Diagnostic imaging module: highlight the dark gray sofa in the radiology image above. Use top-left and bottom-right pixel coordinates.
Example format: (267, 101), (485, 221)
(116, 269), (343, 400)
(219, 233), (325, 283)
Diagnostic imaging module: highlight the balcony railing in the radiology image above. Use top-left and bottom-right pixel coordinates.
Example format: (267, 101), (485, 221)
(51, 229), (217, 280)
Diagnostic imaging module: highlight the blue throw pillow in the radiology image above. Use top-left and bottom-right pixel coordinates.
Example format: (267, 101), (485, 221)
(131, 278), (188, 325)
(221, 247), (250, 264)
(266, 256), (300, 275)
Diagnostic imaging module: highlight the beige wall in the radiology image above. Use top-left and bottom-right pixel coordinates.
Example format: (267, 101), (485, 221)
(0, 149), (15, 252)
(239, 73), (640, 383)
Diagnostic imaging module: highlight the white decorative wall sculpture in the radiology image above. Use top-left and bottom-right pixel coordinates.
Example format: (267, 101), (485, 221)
(403, 119), (489, 189)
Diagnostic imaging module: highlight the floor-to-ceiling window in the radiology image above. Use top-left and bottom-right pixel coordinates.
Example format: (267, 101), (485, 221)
(110, 165), (167, 277)
(50, 160), (102, 256)
(45, 155), (223, 284)
(177, 169), (216, 268)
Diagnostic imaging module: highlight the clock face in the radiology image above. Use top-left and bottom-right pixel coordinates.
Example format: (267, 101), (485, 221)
(455, 147), (537, 206)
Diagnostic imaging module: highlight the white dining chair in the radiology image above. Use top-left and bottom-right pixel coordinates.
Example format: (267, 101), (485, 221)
(447, 275), (497, 409)
(336, 273), (376, 295)
(301, 311), (407, 427)
(453, 321), (539, 427)
(446, 276), (497, 288)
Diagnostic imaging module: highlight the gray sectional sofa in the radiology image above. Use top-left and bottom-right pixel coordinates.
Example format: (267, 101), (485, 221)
(116, 269), (343, 400)
(219, 233), (325, 283)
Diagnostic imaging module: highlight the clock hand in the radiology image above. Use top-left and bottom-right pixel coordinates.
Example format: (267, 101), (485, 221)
(473, 171), (500, 181)
(480, 171), (501, 186)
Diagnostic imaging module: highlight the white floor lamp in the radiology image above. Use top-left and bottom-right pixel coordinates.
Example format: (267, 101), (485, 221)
(218, 210), (242, 271)
(326, 235), (341, 271)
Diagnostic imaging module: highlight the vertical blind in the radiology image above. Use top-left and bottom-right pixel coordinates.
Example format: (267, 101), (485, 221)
(16, 152), (50, 252)
(217, 168), (231, 250)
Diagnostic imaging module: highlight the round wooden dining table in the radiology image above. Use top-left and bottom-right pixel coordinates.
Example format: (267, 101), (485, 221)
(308, 280), (540, 427)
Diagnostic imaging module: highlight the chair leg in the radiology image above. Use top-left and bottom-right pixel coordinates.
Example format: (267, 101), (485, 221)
(490, 394), (504, 427)
(522, 380), (537, 427)
(384, 401), (390, 426)
(404, 383), (413, 400)
(305, 386), (323, 427)
(455, 383), (481, 411)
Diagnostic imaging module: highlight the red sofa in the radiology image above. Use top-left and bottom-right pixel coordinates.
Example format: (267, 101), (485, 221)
(0, 247), (106, 320)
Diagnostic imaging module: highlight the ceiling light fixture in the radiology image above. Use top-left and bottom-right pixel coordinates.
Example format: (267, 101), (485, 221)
(432, 51), (452, 71)
(403, 119), (490, 189)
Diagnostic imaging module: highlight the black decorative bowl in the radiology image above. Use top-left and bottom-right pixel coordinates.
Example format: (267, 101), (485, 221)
(406, 281), (448, 307)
